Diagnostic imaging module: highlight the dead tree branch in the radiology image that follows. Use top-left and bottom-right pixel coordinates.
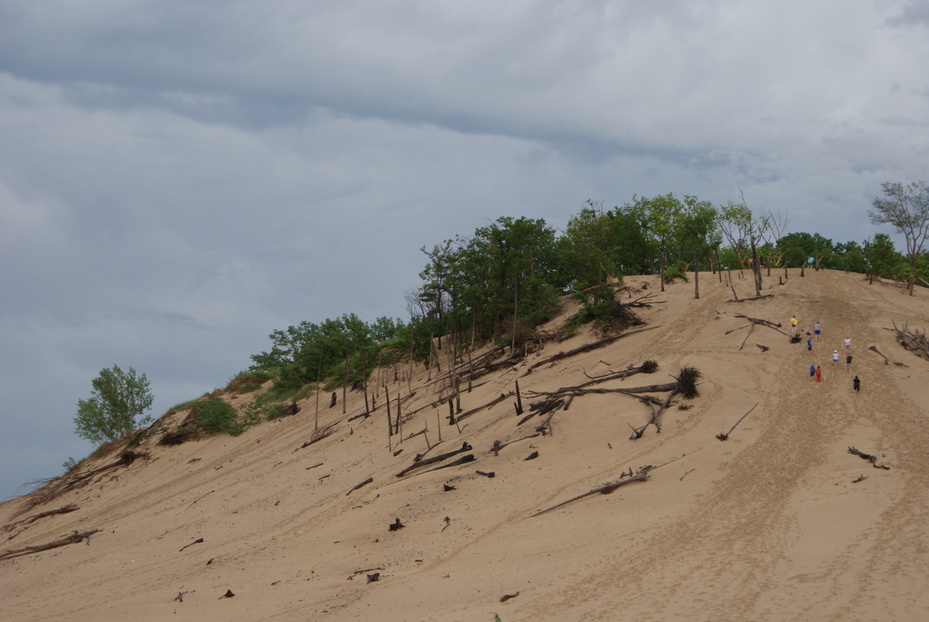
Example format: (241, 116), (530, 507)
(528, 470), (651, 518)
(717, 402), (759, 440)
(523, 326), (660, 375)
(1, 529), (102, 561)
(848, 447), (890, 470)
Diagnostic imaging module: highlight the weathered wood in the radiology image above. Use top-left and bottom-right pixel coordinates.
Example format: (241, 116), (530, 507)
(396, 442), (472, 477)
(421, 454), (475, 475)
(454, 392), (511, 423)
(491, 433), (541, 456)
(0, 529), (102, 561)
(886, 320), (929, 361)
(528, 471), (650, 518)
(717, 402), (759, 440)
(1, 504), (79, 535)
(868, 345), (890, 365)
(732, 314), (790, 337)
(848, 447), (890, 470)
(523, 326), (660, 375)
(346, 477), (374, 495)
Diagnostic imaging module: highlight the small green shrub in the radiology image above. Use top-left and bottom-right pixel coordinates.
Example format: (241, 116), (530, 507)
(226, 371), (271, 393)
(662, 264), (689, 283)
(192, 398), (243, 436)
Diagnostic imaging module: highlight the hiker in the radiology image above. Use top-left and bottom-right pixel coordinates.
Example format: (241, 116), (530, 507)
(807, 338), (813, 352)
(832, 350), (839, 364)
(846, 354), (852, 369)
(809, 363), (816, 380)
(790, 315), (799, 337)
(814, 321), (822, 340)
(815, 366), (823, 382)
(844, 337), (851, 350)
(853, 376), (860, 393)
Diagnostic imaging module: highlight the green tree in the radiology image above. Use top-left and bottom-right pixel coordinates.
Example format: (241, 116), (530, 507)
(557, 201), (620, 288)
(870, 180), (929, 295)
(629, 194), (684, 291)
(863, 233), (899, 283)
(74, 365), (154, 445)
(678, 197), (719, 299)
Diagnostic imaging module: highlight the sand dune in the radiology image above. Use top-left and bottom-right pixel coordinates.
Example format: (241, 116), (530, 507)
(2, 269), (928, 622)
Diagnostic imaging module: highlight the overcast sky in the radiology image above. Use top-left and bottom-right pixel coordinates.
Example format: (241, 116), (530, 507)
(2, 0), (927, 501)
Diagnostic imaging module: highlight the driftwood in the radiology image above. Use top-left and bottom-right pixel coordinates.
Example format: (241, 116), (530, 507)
(454, 392), (511, 423)
(528, 470), (651, 518)
(346, 477), (374, 495)
(869, 345), (890, 364)
(293, 422), (339, 452)
(396, 442), (472, 477)
(476, 470), (496, 478)
(582, 360), (659, 382)
(523, 326), (660, 375)
(421, 454), (475, 475)
(517, 398), (564, 427)
(179, 537), (204, 552)
(727, 294), (774, 303)
(867, 345), (907, 367)
(0, 529), (101, 561)
(732, 314), (791, 338)
(491, 433), (541, 456)
(848, 447), (890, 470)
(886, 321), (929, 361)
(717, 402), (759, 441)
(2, 504), (79, 538)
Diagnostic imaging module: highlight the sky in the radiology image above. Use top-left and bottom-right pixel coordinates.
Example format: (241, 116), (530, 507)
(1, 0), (927, 501)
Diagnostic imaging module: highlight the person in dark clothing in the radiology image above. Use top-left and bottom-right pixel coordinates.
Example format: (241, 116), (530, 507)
(853, 376), (860, 393)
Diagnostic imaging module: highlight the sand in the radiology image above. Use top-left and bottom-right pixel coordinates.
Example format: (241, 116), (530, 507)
(2, 269), (928, 622)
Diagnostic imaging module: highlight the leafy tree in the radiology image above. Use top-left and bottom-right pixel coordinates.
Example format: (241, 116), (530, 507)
(606, 206), (651, 275)
(870, 180), (929, 295)
(833, 241), (867, 273)
(778, 232), (835, 271)
(628, 194), (684, 291)
(864, 233), (900, 283)
(678, 197), (719, 299)
(556, 201), (620, 289)
(74, 365), (154, 445)
(717, 198), (766, 295)
(446, 216), (563, 336)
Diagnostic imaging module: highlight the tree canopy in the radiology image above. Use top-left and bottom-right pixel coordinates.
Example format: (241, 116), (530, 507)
(74, 365), (154, 445)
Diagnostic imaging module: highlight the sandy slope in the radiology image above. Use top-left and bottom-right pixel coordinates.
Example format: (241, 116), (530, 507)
(2, 269), (928, 622)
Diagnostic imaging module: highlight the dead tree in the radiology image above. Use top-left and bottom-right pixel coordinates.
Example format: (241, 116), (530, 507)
(0, 529), (102, 561)
(717, 402), (758, 440)
(523, 326), (660, 375)
(528, 469), (651, 518)
(886, 321), (929, 361)
(848, 447), (890, 470)
(396, 442), (473, 477)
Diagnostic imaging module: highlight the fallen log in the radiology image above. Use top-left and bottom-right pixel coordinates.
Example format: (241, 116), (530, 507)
(886, 320), (929, 361)
(454, 393), (511, 423)
(2, 504), (79, 536)
(396, 442), (472, 477)
(523, 326), (660, 375)
(848, 447), (890, 470)
(346, 477), (374, 495)
(421, 454), (475, 474)
(732, 314), (791, 338)
(528, 471), (650, 518)
(717, 402), (759, 441)
(491, 433), (541, 456)
(0, 529), (102, 561)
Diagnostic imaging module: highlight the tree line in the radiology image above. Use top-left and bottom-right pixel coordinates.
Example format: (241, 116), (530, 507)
(73, 181), (929, 447)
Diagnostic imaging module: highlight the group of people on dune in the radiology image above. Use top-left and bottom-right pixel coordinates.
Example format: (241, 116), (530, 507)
(791, 315), (861, 393)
